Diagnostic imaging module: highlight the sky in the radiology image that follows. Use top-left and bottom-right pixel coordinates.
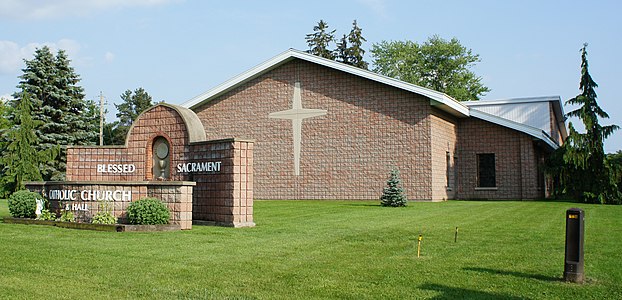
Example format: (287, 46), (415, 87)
(1, 0), (620, 152)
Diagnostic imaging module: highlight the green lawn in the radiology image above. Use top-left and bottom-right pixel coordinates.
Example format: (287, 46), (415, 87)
(1, 199), (621, 299)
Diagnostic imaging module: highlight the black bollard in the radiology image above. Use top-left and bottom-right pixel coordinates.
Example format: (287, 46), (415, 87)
(564, 208), (585, 283)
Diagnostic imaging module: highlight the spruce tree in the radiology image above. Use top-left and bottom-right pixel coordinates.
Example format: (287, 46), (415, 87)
(305, 20), (336, 59)
(0, 92), (57, 194)
(11, 46), (97, 180)
(563, 44), (619, 203)
(106, 87), (154, 145)
(346, 20), (368, 70)
(336, 34), (349, 65)
(380, 168), (408, 207)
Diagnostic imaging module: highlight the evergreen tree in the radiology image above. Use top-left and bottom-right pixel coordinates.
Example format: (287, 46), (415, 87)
(380, 168), (408, 207)
(336, 34), (349, 64)
(106, 87), (154, 145)
(0, 92), (57, 194)
(346, 20), (368, 69)
(305, 20), (336, 59)
(11, 46), (97, 180)
(562, 44), (619, 203)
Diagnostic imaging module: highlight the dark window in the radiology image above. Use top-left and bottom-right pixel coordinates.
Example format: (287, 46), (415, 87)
(477, 153), (496, 187)
(446, 152), (451, 188)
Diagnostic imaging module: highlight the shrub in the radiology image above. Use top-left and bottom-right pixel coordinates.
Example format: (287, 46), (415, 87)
(92, 201), (117, 225)
(126, 197), (170, 225)
(37, 209), (57, 221)
(92, 212), (117, 225)
(60, 210), (75, 222)
(380, 168), (408, 207)
(8, 190), (40, 218)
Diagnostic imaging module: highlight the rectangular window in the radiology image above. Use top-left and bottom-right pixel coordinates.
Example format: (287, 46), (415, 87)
(477, 153), (496, 188)
(446, 151), (451, 189)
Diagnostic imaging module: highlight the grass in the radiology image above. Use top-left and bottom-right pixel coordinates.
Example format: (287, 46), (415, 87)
(1, 199), (621, 299)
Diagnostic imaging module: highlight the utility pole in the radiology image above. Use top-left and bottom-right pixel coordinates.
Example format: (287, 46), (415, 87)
(99, 91), (104, 146)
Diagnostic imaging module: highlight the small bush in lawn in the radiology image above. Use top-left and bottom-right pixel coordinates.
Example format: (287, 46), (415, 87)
(92, 201), (117, 225)
(380, 168), (408, 207)
(126, 197), (170, 225)
(8, 190), (40, 218)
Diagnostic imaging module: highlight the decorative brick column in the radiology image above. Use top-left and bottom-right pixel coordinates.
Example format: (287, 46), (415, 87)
(189, 139), (254, 227)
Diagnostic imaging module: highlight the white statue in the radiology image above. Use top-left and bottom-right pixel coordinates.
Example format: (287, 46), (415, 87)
(35, 198), (44, 217)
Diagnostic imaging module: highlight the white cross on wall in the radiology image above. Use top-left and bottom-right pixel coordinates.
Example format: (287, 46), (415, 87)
(269, 82), (327, 176)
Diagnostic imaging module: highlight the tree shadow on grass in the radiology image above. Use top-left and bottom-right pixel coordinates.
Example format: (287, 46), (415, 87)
(463, 267), (561, 283)
(420, 283), (527, 300)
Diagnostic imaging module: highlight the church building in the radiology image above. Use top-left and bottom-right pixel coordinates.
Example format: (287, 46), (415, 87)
(182, 49), (566, 201)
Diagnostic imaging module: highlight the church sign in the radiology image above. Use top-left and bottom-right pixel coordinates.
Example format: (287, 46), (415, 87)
(26, 103), (254, 229)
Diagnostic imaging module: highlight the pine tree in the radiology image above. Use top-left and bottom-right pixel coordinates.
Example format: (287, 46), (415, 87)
(346, 20), (368, 70)
(380, 168), (408, 207)
(336, 34), (349, 64)
(305, 20), (336, 59)
(11, 46), (97, 180)
(106, 87), (154, 145)
(563, 43), (619, 203)
(0, 92), (57, 194)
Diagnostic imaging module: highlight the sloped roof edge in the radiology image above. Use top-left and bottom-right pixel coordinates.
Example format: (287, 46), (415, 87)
(469, 109), (559, 150)
(182, 48), (469, 116)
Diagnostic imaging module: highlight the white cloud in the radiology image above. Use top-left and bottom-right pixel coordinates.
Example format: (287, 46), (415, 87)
(358, 0), (388, 18)
(104, 51), (115, 63)
(0, 0), (178, 20)
(0, 39), (83, 74)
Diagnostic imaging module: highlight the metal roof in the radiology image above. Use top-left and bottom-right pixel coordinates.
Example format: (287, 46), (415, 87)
(463, 96), (568, 141)
(469, 109), (559, 150)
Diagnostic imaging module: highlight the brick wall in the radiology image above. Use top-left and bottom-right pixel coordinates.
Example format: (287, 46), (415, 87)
(65, 104), (254, 227)
(430, 110), (458, 200)
(456, 117), (545, 199)
(187, 139), (254, 227)
(66, 105), (191, 182)
(193, 59), (433, 200)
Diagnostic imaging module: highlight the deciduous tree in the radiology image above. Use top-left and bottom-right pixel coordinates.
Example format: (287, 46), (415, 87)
(370, 36), (490, 100)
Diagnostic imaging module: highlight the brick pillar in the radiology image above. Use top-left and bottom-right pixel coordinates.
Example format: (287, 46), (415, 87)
(232, 140), (254, 227)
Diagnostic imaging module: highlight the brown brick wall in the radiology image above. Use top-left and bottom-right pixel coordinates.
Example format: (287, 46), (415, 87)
(65, 104), (254, 227)
(456, 117), (545, 199)
(430, 110), (458, 200)
(194, 59), (433, 200)
(188, 139), (254, 227)
(66, 105), (190, 182)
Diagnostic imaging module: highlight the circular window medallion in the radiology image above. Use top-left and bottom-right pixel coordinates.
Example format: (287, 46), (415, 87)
(155, 142), (169, 159)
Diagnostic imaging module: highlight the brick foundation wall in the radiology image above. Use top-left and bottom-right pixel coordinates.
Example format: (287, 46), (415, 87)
(193, 59), (433, 200)
(25, 181), (194, 229)
(456, 118), (545, 199)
